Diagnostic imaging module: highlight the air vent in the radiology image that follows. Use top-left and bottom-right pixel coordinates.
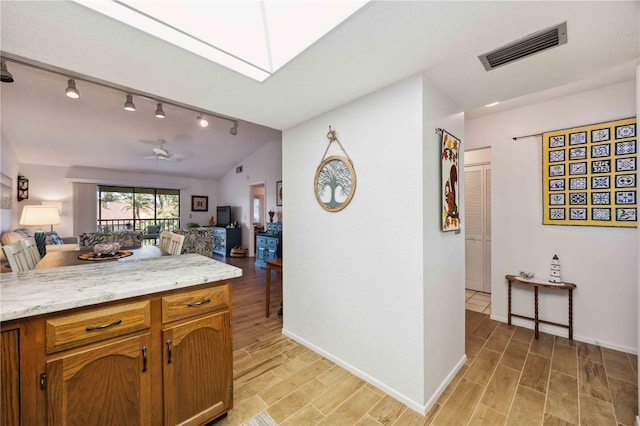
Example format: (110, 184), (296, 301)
(478, 22), (567, 71)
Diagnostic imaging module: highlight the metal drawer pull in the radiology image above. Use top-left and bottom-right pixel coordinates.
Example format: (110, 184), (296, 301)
(187, 298), (211, 307)
(142, 346), (148, 372)
(167, 340), (173, 364)
(85, 318), (122, 331)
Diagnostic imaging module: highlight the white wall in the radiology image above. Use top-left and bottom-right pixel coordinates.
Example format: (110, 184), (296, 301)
(282, 74), (465, 413)
(9, 163), (219, 236)
(218, 139), (282, 255)
(421, 78), (466, 404)
(466, 80), (638, 352)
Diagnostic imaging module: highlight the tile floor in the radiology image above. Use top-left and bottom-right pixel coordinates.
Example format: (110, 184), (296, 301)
(465, 289), (491, 315)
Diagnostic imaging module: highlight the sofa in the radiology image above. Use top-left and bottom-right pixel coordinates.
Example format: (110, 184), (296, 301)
(78, 231), (143, 249)
(173, 227), (213, 256)
(1, 228), (79, 252)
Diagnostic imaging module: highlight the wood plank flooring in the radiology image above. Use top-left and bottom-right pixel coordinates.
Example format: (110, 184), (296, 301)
(218, 257), (638, 425)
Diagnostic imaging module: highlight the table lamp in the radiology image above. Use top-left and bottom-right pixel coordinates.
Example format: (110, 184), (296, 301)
(19, 205), (61, 257)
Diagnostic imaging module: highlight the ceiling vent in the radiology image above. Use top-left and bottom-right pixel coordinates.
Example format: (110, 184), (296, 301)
(478, 22), (567, 71)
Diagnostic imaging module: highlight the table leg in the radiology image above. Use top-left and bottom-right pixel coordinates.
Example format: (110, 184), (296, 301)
(266, 265), (271, 318)
(534, 286), (539, 339)
(507, 281), (512, 326)
(568, 289), (573, 340)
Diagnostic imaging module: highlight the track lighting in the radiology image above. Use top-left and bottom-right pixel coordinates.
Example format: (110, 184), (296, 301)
(197, 114), (209, 128)
(1, 61), (14, 83)
(229, 121), (238, 136)
(65, 79), (80, 99)
(155, 103), (165, 118)
(124, 94), (136, 111)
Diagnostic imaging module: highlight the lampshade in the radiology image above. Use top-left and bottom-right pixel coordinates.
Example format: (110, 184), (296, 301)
(20, 205), (61, 227)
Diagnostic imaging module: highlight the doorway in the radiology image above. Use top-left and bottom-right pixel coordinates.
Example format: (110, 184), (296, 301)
(249, 183), (265, 257)
(464, 148), (491, 295)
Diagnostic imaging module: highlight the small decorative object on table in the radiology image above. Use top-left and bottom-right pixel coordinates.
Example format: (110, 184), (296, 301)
(268, 209), (275, 223)
(94, 243), (120, 256)
(549, 254), (562, 283)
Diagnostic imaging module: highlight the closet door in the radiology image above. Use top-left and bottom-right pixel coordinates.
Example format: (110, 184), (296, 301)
(464, 164), (492, 293)
(464, 165), (484, 292)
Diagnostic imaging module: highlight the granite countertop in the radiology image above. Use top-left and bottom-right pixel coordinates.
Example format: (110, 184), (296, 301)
(0, 254), (242, 322)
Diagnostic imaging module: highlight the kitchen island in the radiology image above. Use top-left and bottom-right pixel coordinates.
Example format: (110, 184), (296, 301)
(1, 254), (242, 426)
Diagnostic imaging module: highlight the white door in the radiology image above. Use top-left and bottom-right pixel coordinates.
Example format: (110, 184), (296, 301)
(464, 163), (492, 293)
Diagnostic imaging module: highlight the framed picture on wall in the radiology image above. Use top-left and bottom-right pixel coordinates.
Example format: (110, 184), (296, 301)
(191, 195), (208, 212)
(276, 181), (283, 206)
(1, 173), (12, 209)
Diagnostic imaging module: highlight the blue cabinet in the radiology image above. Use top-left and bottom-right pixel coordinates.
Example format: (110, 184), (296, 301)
(255, 222), (282, 268)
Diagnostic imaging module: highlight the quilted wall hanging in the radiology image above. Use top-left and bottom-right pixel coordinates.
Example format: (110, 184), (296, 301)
(542, 117), (637, 227)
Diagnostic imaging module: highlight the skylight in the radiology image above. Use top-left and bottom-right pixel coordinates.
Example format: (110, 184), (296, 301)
(75, 0), (369, 82)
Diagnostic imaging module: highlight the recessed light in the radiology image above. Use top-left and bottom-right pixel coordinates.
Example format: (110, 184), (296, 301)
(485, 102), (499, 107)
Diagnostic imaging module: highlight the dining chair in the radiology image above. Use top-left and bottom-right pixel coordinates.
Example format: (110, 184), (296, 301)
(2, 241), (32, 272)
(20, 237), (42, 269)
(159, 231), (172, 252)
(167, 233), (186, 255)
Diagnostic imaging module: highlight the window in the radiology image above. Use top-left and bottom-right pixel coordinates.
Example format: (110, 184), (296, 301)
(97, 186), (180, 233)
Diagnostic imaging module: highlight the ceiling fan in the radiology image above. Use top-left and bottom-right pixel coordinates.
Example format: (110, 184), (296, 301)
(144, 139), (185, 162)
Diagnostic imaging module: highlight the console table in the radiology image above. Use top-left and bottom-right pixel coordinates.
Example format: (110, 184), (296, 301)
(505, 274), (576, 340)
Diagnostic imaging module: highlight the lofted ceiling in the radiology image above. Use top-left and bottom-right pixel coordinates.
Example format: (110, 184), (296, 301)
(1, 1), (638, 180)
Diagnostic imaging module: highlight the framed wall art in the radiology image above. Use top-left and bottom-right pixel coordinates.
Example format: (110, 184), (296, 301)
(314, 127), (356, 212)
(542, 117), (636, 227)
(1, 173), (12, 209)
(276, 181), (283, 206)
(17, 175), (28, 201)
(191, 195), (208, 212)
(441, 130), (461, 231)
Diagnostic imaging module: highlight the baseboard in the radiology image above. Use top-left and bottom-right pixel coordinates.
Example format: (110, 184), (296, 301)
(490, 314), (638, 355)
(282, 327), (466, 415)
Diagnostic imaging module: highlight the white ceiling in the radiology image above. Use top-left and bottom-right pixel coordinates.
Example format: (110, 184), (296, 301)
(1, 1), (638, 180)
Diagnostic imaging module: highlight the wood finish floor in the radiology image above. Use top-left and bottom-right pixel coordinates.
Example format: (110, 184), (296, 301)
(218, 257), (638, 425)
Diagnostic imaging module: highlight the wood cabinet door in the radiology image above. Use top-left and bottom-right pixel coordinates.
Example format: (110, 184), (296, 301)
(163, 311), (232, 426)
(1, 329), (20, 426)
(46, 333), (151, 426)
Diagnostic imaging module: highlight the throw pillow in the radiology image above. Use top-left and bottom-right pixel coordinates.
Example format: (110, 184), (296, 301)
(45, 231), (65, 245)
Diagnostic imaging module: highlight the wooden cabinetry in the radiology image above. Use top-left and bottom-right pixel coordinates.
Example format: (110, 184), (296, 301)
(1, 281), (232, 425)
(46, 334), (152, 425)
(255, 222), (282, 268)
(213, 227), (242, 256)
(1, 328), (20, 426)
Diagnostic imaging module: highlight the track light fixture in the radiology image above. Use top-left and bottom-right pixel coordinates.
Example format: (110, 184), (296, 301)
(155, 103), (165, 118)
(65, 79), (80, 99)
(1, 61), (14, 83)
(197, 114), (209, 128)
(124, 94), (136, 111)
(4, 57), (240, 128)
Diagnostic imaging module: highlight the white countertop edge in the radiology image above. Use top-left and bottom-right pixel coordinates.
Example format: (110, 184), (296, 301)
(1, 254), (243, 322)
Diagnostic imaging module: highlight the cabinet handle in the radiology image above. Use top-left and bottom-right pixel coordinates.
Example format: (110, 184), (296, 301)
(141, 346), (148, 372)
(187, 298), (211, 307)
(167, 340), (172, 364)
(85, 318), (122, 331)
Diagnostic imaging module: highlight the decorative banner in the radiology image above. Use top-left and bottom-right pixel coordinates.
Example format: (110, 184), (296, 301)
(441, 130), (461, 231)
(542, 117), (637, 227)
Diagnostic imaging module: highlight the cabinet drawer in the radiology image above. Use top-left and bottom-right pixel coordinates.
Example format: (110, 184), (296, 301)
(256, 236), (267, 245)
(46, 301), (150, 354)
(162, 284), (229, 323)
(266, 238), (278, 248)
